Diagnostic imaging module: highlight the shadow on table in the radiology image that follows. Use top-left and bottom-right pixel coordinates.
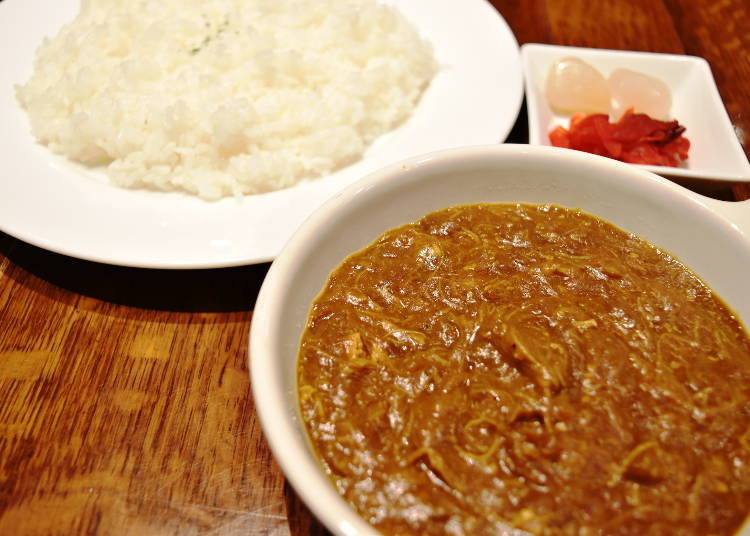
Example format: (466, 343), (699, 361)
(0, 233), (270, 313)
(284, 480), (333, 536)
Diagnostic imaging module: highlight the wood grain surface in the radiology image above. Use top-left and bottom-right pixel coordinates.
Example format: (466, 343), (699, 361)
(1, 1), (749, 534)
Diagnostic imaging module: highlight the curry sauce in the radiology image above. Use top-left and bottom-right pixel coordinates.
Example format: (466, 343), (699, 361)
(298, 203), (750, 535)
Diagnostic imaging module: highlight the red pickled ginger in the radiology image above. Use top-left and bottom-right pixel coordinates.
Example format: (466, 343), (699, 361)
(549, 110), (690, 167)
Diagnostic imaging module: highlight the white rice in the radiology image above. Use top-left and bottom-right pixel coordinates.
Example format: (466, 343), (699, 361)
(16, 0), (436, 200)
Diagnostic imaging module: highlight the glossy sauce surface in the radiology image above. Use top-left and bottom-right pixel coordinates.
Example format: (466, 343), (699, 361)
(298, 204), (750, 535)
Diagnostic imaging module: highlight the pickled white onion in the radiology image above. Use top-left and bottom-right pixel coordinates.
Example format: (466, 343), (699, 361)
(544, 57), (674, 120)
(544, 57), (610, 114)
(608, 68), (672, 120)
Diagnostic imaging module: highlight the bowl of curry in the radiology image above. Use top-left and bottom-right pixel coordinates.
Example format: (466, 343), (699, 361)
(250, 144), (750, 536)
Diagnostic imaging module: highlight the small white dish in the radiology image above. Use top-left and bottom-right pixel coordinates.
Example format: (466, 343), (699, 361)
(521, 43), (750, 183)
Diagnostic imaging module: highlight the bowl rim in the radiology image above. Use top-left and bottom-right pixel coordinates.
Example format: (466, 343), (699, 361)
(250, 143), (750, 536)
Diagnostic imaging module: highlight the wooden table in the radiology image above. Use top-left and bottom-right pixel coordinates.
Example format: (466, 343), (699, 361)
(1, 1), (748, 534)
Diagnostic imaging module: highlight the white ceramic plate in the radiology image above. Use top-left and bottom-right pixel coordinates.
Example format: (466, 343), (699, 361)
(0, 0), (522, 269)
(522, 43), (750, 183)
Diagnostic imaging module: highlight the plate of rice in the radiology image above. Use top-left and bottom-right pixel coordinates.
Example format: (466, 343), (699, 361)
(0, 0), (523, 268)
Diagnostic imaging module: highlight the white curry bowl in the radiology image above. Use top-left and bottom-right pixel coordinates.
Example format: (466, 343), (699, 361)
(250, 144), (750, 536)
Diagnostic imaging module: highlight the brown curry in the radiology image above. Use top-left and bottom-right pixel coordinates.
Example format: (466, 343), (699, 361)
(297, 203), (750, 535)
